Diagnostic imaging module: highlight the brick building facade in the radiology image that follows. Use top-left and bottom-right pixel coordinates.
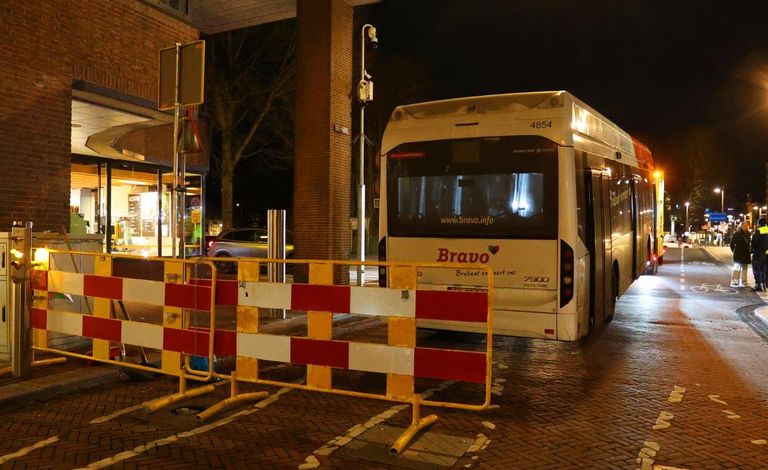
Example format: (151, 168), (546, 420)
(0, 0), (197, 231)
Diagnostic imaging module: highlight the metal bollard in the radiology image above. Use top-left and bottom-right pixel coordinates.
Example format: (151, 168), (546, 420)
(267, 210), (286, 319)
(267, 210), (286, 283)
(9, 221), (33, 378)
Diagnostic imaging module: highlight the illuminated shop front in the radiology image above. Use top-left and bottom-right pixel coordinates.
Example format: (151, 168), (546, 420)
(70, 88), (208, 258)
(70, 156), (204, 257)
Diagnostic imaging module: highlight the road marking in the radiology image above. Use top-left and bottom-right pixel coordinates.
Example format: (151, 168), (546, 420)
(652, 411), (674, 430)
(667, 386), (686, 403)
(0, 436), (60, 465)
(751, 439), (767, 445)
(466, 433), (490, 452)
(721, 410), (740, 419)
(636, 440), (660, 469)
(481, 421), (496, 430)
(79, 387), (292, 469)
(299, 380), (455, 468)
(708, 394), (727, 405)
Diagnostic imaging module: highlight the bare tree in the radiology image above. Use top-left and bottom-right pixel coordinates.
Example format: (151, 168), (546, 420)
(206, 22), (296, 228)
(680, 127), (719, 229)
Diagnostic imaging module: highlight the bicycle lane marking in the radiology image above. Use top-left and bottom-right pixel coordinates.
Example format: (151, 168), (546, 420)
(77, 386), (293, 469)
(296, 380), (457, 469)
(0, 436), (60, 465)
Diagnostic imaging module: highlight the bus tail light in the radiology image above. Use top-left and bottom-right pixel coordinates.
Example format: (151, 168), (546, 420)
(560, 240), (574, 308)
(378, 237), (387, 287)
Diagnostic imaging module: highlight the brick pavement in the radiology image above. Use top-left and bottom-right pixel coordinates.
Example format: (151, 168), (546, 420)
(0, 247), (765, 468)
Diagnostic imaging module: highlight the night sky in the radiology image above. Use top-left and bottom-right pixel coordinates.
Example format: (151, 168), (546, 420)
(363, 0), (768, 213)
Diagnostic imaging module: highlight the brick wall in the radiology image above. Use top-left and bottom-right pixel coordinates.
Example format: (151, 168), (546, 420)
(0, 0), (197, 231)
(294, 0), (352, 271)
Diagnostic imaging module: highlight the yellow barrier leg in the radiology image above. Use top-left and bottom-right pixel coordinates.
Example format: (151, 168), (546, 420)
(307, 263), (333, 389)
(236, 261), (260, 380)
(387, 266), (417, 399)
(389, 395), (438, 455)
(195, 370), (269, 422)
(92, 256), (112, 361)
(144, 372), (217, 414)
(162, 260), (183, 375)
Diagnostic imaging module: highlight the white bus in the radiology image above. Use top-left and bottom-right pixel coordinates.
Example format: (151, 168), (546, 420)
(377, 91), (662, 340)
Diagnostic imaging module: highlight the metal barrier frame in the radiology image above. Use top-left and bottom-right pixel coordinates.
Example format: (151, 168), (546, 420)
(29, 250), (493, 454)
(200, 256), (494, 453)
(30, 250), (219, 386)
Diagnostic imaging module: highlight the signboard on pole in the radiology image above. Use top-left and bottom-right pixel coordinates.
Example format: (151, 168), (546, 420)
(708, 212), (727, 223)
(158, 40), (205, 110)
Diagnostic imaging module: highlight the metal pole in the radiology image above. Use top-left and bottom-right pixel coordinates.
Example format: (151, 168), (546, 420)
(157, 168), (163, 257)
(171, 42), (181, 259)
(685, 205), (689, 233)
(721, 190), (724, 213)
(356, 25), (369, 287)
(106, 161), (112, 253)
(10, 221), (32, 378)
(267, 210), (286, 319)
(267, 210), (286, 283)
(181, 151), (187, 260)
(200, 174), (206, 256)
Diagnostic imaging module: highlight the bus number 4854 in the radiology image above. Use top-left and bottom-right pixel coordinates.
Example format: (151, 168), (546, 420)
(530, 120), (552, 129)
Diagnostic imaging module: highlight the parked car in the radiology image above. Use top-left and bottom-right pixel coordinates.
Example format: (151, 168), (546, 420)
(207, 228), (294, 274)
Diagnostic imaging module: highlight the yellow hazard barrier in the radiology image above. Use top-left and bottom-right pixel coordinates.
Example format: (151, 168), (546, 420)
(198, 256), (494, 454)
(29, 249), (226, 411)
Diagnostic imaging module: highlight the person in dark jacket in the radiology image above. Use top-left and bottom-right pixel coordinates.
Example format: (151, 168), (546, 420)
(751, 218), (768, 291)
(730, 221), (751, 287)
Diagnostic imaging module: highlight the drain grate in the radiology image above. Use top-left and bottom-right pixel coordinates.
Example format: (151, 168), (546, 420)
(171, 405), (206, 416)
(335, 425), (471, 469)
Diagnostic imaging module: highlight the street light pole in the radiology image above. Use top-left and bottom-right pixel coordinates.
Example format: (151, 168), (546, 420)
(714, 187), (724, 213)
(356, 24), (377, 286)
(684, 201), (689, 233)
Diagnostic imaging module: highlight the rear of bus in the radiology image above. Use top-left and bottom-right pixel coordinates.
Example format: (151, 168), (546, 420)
(378, 93), (575, 340)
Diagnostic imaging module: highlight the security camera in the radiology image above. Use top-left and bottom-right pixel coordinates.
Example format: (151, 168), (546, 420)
(367, 26), (378, 48)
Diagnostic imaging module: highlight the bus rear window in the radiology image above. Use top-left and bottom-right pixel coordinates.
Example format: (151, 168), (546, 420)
(387, 136), (558, 239)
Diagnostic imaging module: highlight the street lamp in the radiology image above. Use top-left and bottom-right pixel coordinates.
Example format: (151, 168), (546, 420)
(684, 201), (689, 233)
(713, 187), (724, 213)
(356, 24), (378, 286)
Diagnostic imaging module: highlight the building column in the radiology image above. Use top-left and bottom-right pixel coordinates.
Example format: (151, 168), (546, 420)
(293, 0), (352, 276)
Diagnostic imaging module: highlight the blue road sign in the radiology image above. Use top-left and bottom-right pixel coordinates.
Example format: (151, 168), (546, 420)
(709, 212), (727, 222)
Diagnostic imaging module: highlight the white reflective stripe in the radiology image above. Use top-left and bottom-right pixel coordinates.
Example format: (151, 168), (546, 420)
(121, 321), (164, 349)
(48, 271), (84, 296)
(236, 332), (291, 363)
(122, 278), (165, 306)
(238, 282), (292, 309)
(348, 342), (414, 376)
(46, 310), (83, 336)
(349, 286), (415, 317)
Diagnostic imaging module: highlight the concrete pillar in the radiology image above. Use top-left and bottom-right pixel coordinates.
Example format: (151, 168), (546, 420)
(293, 0), (352, 278)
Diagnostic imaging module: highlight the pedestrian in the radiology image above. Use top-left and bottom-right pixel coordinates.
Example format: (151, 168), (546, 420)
(730, 221), (751, 287)
(750, 218), (768, 291)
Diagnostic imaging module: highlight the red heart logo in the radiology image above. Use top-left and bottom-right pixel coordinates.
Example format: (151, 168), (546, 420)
(488, 245), (500, 255)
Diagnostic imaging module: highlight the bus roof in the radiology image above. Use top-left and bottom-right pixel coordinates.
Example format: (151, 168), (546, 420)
(385, 91), (653, 170)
